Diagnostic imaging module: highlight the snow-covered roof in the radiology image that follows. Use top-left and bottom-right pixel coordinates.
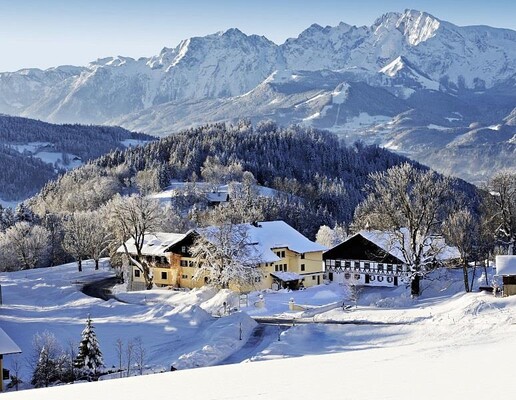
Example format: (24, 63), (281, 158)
(357, 229), (460, 264)
(495, 256), (516, 276)
(0, 328), (21, 355)
(271, 271), (302, 282)
(118, 232), (187, 256)
(200, 221), (327, 264)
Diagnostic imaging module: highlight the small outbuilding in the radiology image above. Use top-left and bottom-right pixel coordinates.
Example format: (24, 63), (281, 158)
(495, 255), (516, 296)
(0, 328), (21, 392)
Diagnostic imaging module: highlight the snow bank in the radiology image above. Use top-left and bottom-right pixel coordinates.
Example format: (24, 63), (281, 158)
(174, 312), (257, 369)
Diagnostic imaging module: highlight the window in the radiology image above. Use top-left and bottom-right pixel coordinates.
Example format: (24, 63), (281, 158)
(284, 264), (288, 272)
(387, 264), (393, 273)
(275, 265), (279, 272)
(325, 260), (331, 267)
(312, 276), (316, 280)
(282, 251), (286, 258)
(188, 261), (194, 267)
(335, 260), (341, 268)
(377, 263), (384, 272)
(301, 253), (305, 259)
(301, 264), (305, 271)
(254, 277), (261, 283)
(354, 274), (361, 280)
(180, 260), (188, 267)
(134, 269), (141, 278)
(344, 273), (351, 279)
(181, 274), (188, 279)
(396, 265), (403, 273)
(345, 261), (351, 269)
(181, 246), (187, 253)
(354, 261), (360, 271)
(276, 251), (281, 257)
(364, 262), (370, 271)
(161, 271), (168, 280)
(162, 257), (169, 264)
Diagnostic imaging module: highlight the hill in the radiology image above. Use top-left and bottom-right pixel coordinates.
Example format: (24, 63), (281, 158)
(0, 115), (154, 204)
(28, 122), (479, 238)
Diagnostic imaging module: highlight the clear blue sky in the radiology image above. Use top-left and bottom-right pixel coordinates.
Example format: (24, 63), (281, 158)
(1, 0), (514, 72)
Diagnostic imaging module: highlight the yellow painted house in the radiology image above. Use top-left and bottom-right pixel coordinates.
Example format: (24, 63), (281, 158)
(120, 221), (326, 292)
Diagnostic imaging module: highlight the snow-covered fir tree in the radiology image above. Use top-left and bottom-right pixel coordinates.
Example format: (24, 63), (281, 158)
(75, 315), (104, 377)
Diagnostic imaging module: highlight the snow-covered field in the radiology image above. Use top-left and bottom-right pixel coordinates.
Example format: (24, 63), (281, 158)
(1, 261), (515, 399)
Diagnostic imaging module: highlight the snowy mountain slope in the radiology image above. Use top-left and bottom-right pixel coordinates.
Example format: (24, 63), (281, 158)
(0, 9), (514, 125)
(0, 10), (514, 182)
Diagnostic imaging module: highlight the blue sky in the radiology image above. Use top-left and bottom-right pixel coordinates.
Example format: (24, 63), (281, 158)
(1, 0), (514, 72)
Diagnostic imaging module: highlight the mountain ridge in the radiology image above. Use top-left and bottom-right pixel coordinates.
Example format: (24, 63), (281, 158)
(0, 9), (514, 184)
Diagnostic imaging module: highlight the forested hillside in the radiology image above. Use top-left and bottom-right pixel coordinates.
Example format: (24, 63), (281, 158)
(29, 121), (479, 238)
(0, 115), (153, 201)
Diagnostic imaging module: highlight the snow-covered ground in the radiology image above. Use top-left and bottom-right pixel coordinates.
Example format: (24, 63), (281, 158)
(1, 261), (515, 399)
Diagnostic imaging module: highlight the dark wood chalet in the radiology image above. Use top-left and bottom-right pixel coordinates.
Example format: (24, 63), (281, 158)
(323, 233), (410, 287)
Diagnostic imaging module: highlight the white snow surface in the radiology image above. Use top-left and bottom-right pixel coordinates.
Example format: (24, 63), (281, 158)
(495, 255), (516, 275)
(2, 259), (516, 399)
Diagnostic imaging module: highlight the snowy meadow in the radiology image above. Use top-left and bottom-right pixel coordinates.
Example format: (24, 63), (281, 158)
(1, 260), (515, 399)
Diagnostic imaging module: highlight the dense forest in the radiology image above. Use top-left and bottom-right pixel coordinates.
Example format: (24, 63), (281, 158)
(28, 120), (480, 238)
(0, 114), (153, 200)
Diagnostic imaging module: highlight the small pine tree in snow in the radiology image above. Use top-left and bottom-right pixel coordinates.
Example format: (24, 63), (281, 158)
(75, 315), (104, 377)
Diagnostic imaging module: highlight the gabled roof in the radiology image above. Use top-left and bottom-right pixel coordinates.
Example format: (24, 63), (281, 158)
(199, 221), (327, 264)
(324, 229), (460, 264)
(0, 328), (21, 355)
(496, 255), (516, 276)
(323, 233), (404, 264)
(118, 232), (188, 256)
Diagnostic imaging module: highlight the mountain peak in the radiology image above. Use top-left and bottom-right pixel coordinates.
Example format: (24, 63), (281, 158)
(397, 9), (441, 45)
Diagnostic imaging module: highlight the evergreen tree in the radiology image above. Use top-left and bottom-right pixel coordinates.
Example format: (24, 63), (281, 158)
(75, 315), (104, 377)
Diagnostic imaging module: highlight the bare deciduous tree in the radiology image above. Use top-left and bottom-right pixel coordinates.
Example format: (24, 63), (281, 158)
(63, 212), (92, 272)
(107, 194), (161, 290)
(0, 222), (50, 271)
(353, 163), (455, 296)
(191, 223), (263, 290)
(134, 337), (146, 376)
(442, 209), (478, 292)
(484, 171), (516, 255)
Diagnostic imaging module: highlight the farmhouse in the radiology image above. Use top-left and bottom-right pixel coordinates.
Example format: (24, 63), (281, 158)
(323, 230), (459, 288)
(0, 328), (21, 392)
(120, 221), (326, 292)
(495, 255), (516, 296)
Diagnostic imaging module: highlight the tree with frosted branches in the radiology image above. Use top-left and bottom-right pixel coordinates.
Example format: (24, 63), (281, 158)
(353, 163), (455, 297)
(75, 315), (104, 378)
(190, 223), (263, 290)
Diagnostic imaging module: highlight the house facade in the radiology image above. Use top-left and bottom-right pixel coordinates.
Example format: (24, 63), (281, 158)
(323, 230), (460, 288)
(324, 232), (410, 288)
(120, 221), (326, 292)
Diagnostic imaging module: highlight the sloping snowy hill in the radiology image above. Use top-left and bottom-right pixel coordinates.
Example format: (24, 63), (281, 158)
(1, 259), (515, 399)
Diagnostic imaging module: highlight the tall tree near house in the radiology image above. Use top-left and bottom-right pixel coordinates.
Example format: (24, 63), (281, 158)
(62, 212), (92, 272)
(190, 223), (263, 289)
(75, 315), (104, 378)
(107, 194), (161, 290)
(484, 171), (516, 255)
(442, 209), (479, 292)
(353, 163), (455, 297)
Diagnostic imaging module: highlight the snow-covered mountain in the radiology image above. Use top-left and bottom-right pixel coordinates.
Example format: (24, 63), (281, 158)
(0, 9), (515, 182)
